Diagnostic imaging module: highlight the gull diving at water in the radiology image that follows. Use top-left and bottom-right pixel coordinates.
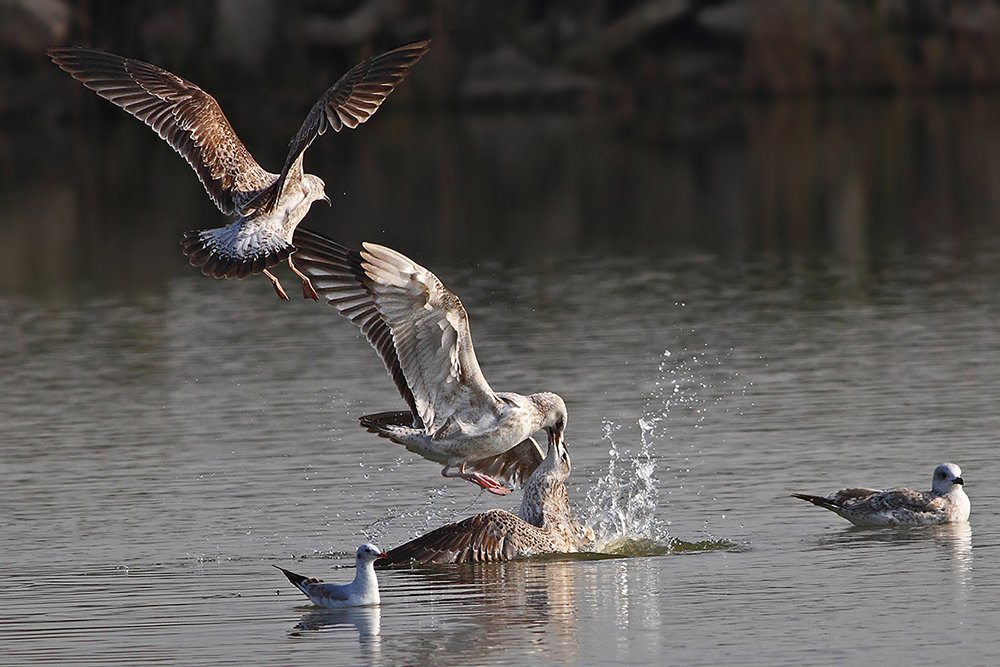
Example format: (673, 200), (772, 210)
(381, 437), (594, 565)
(290, 229), (569, 496)
(791, 462), (970, 527)
(275, 543), (387, 607)
(48, 41), (429, 300)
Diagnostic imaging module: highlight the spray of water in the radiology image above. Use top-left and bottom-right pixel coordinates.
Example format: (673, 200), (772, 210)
(583, 349), (737, 556)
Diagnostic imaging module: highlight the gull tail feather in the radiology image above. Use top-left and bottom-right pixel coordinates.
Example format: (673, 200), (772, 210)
(273, 565), (311, 596)
(181, 228), (293, 279)
(790, 493), (841, 511)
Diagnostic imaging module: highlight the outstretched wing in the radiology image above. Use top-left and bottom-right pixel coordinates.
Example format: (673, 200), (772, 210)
(381, 509), (547, 565)
(292, 229), (498, 433)
(291, 229), (419, 421)
(464, 437), (545, 490)
(48, 46), (273, 215)
(253, 40), (430, 212)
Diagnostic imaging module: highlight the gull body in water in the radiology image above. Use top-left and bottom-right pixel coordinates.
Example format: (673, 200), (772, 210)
(381, 437), (593, 565)
(792, 462), (970, 527)
(48, 42), (428, 300)
(291, 230), (569, 495)
(276, 544), (387, 607)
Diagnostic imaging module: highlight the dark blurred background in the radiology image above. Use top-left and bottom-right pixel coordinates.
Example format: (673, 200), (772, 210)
(3, 0), (1000, 295)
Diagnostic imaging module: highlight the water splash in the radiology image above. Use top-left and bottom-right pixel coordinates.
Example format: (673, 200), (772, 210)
(584, 419), (665, 551)
(583, 348), (736, 554)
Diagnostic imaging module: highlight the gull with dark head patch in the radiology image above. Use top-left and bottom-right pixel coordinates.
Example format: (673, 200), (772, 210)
(275, 543), (387, 608)
(791, 462), (970, 527)
(48, 41), (429, 300)
(290, 229), (569, 495)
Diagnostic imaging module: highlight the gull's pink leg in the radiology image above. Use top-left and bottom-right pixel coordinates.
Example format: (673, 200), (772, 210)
(442, 463), (512, 496)
(287, 256), (319, 301)
(263, 269), (290, 301)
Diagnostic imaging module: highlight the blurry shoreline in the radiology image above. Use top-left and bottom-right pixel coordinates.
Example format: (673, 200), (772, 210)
(8, 1), (1000, 119)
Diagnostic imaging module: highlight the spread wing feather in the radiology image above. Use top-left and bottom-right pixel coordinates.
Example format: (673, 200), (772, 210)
(291, 229), (419, 421)
(358, 241), (497, 432)
(381, 509), (549, 565)
(252, 40), (430, 212)
(464, 437), (545, 490)
(47, 46), (273, 214)
(291, 229), (497, 433)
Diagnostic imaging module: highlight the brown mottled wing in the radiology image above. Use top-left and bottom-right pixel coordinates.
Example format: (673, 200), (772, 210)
(464, 437), (545, 490)
(847, 488), (945, 514)
(253, 40), (430, 212)
(291, 228), (419, 421)
(47, 46), (273, 215)
(381, 509), (549, 566)
(827, 488), (882, 506)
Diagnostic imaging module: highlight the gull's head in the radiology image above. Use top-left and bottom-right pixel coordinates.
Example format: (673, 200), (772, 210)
(536, 434), (572, 481)
(932, 462), (964, 494)
(553, 438), (571, 480)
(532, 392), (568, 448)
(356, 543), (388, 563)
(304, 174), (331, 206)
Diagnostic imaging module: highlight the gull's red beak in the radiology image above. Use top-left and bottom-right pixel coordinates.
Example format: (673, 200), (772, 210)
(377, 551), (389, 559)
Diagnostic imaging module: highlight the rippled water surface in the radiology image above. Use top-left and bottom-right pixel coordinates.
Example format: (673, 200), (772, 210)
(2, 99), (1000, 665)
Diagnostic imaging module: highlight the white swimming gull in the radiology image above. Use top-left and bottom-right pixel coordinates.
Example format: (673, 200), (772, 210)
(381, 437), (594, 565)
(289, 229), (569, 496)
(792, 462), (970, 527)
(48, 41), (428, 300)
(275, 543), (387, 607)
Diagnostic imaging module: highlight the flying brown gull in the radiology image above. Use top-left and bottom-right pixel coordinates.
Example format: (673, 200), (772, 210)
(792, 462), (971, 527)
(381, 437), (594, 565)
(290, 229), (568, 495)
(275, 543), (387, 608)
(47, 41), (429, 300)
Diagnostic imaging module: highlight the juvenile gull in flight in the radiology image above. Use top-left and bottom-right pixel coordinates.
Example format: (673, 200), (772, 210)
(792, 462), (970, 527)
(381, 437), (594, 565)
(275, 543), (387, 608)
(290, 229), (568, 495)
(48, 41), (429, 300)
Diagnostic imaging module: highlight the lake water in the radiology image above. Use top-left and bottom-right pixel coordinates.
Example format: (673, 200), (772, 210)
(2, 97), (1000, 665)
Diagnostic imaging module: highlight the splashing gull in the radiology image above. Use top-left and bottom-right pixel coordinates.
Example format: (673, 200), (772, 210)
(275, 543), (387, 607)
(290, 229), (569, 496)
(792, 462), (970, 527)
(381, 437), (593, 565)
(47, 41), (429, 300)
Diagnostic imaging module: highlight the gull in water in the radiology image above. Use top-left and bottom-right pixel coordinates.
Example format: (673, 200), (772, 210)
(791, 462), (970, 527)
(381, 437), (594, 565)
(275, 543), (387, 607)
(48, 41), (428, 300)
(290, 229), (568, 495)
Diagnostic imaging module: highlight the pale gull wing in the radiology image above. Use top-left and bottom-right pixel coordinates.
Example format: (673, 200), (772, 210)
(291, 229), (419, 421)
(47, 46), (272, 215)
(275, 566), (351, 607)
(291, 229), (498, 433)
(252, 40), (430, 213)
(381, 509), (550, 565)
(464, 436), (545, 490)
(359, 241), (498, 432)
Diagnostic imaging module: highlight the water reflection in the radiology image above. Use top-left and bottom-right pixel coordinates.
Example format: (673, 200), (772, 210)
(387, 560), (580, 663)
(289, 606), (382, 652)
(5, 97), (1000, 297)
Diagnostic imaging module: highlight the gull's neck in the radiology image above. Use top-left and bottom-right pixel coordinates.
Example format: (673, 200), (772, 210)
(352, 559), (380, 602)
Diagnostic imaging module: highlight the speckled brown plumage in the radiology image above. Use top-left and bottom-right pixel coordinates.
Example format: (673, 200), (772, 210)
(47, 41), (429, 297)
(380, 438), (593, 565)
